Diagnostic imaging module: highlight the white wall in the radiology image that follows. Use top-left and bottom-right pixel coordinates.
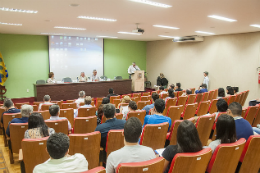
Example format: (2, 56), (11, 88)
(146, 32), (260, 106)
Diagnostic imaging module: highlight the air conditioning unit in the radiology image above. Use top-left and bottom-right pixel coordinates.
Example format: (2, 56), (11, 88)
(173, 35), (204, 43)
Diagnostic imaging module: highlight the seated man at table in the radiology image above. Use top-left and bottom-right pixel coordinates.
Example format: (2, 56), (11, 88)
(142, 93), (159, 115)
(47, 104), (71, 131)
(6, 104), (33, 137)
(143, 99), (171, 132)
(33, 133), (89, 173)
(38, 95), (54, 111)
(78, 72), (88, 82)
(95, 104), (126, 150)
(74, 96), (93, 117)
(91, 69), (100, 82)
(107, 88), (118, 99)
(106, 117), (156, 173)
(1, 98), (20, 124)
(75, 91), (86, 107)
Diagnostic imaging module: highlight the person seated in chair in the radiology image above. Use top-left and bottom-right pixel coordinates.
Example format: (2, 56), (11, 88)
(1, 98), (20, 124)
(46, 104), (71, 131)
(106, 117), (156, 173)
(175, 83), (183, 91)
(143, 99), (172, 132)
(74, 96), (93, 117)
(33, 133), (89, 173)
(226, 86), (235, 96)
(213, 99), (228, 120)
(107, 88), (118, 99)
(181, 89), (192, 96)
(217, 88), (225, 98)
(47, 72), (56, 84)
(38, 95), (54, 111)
(165, 89), (175, 102)
(159, 86), (168, 97)
(78, 72), (87, 82)
(6, 104), (33, 137)
(91, 69), (100, 82)
(168, 84), (175, 91)
(195, 84), (208, 94)
(75, 91), (86, 107)
(142, 93), (159, 115)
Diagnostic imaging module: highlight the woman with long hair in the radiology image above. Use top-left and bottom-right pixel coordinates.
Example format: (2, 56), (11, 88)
(218, 88), (225, 98)
(208, 114), (236, 152)
(165, 88), (175, 102)
(24, 113), (55, 139)
(162, 120), (202, 173)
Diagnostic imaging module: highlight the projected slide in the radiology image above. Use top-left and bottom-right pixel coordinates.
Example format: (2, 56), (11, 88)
(49, 35), (103, 81)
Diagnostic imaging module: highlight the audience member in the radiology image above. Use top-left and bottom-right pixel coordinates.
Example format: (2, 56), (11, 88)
(1, 98), (20, 124)
(227, 102), (253, 140)
(75, 91), (85, 107)
(95, 104), (126, 149)
(106, 117), (156, 173)
(143, 99), (171, 131)
(97, 98), (110, 125)
(253, 124), (260, 134)
(119, 96), (131, 118)
(168, 84), (175, 91)
(214, 99), (228, 119)
(208, 114), (237, 153)
(33, 133), (89, 173)
(123, 101), (137, 120)
(157, 73), (168, 87)
(226, 86), (234, 95)
(202, 71), (209, 89)
(159, 86), (167, 96)
(142, 93), (159, 115)
(38, 95), (53, 111)
(24, 112), (55, 139)
(47, 72), (56, 84)
(218, 88), (225, 98)
(162, 120), (202, 173)
(175, 83), (183, 91)
(74, 96), (93, 117)
(165, 89), (175, 101)
(233, 87), (239, 94)
(107, 88), (118, 99)
(47, 104), (71, 131)
(78, 72), (87, 82)
(195, 84), (208, 94)
(6, 104), (33, 137)
(182, 89), (192, 96)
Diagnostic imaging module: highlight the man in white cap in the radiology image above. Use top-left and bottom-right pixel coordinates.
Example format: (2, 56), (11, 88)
(128, 62), (140, 79)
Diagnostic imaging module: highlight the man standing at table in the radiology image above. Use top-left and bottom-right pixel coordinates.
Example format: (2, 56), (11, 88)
(128, 62), (140, 79)
(91, 69), (100, 82)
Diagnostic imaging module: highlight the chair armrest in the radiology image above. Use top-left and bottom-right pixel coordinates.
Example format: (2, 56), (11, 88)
(19, 149), (23, 161)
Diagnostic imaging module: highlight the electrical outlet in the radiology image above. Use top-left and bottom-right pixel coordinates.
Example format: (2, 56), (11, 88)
(27, 89), (29, 92)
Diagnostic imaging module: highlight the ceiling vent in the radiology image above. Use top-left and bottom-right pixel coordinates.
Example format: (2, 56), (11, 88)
(173, 35), (204, 43)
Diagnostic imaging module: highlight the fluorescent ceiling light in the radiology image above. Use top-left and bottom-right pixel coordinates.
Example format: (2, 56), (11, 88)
(130, 0), (171, 8)
(208, 15), (236, 22)
(54, 26), (86, 30)
(96, 36), (118, 38)
(0, 7), (37, 13)
(0, 22), (22, 26)
(153, 25), (179, 29)
(158, 35), (180, 39)
(250, 24), (260, 28)
(78, 16), (116, 22)
(195, 31), (214, 35)
(118, 32), (142, 35)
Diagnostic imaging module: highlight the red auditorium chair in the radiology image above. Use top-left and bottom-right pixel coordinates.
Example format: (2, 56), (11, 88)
(206, 138), (246, 173)
(207, 90), (215, 101)
(61, 103), (77, 109)
(14, 102), (30, 109)
(116, 157), (165, 173)
(243, 106), (259, 125)
(182, 103), (198, 120)
(201, 92), (209, 102)
(168, 148), (212, 173)
(140, 96), (150, 101)
(106, 130), (124, 159)
(142, 92), (150, 96)
(186, 94), (196, 104)
(176, 96), (187, 107)
(126, 110), (146, 125)
(195, 93), (203, 104)
(195, 101), (210, 116)
(212, 89), (218, 100)
(73, 116), (97, 134)
(45, 119), (68, 134)
(208, 99), (218, 114)
(137, 101), (150, 110)
(228, 95), (236, 105)
(252, 107), (260, 127)
(190, 88), (195, 94)
(163, 98), (177, 115)
(166, 105), (184, 129)
(78, 107), (96, 117)
(81, 166), (106, 173)
(60, 108), (74, 125)
(211, 112), (227, 141)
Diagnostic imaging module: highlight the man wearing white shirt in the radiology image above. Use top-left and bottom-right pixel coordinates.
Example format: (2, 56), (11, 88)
(91, 69), (100, 82)
(78, 72), (88, 82)
(202, 71), (209, 89)
(128, 62), (141, 79)
(38, 95), (54, 111)
(75, 91), (85, 108)
(33, 133), (88, 173)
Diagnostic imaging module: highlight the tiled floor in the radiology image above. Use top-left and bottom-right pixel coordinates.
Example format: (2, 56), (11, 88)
(0, 136), (20, 173)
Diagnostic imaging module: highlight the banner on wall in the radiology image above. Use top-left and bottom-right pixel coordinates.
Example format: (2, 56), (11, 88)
(0, 52), (8, 85)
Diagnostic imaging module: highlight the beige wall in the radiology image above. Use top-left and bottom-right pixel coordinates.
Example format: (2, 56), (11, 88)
(146, 32), (260, 106)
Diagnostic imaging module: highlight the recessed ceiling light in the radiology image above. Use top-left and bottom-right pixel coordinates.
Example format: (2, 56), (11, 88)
(153, 25), (179, 29)
(0, 7), (37, 13)
(118, 32), (142, 35)
(78, 16), (117, 22)
(0, 22), (22, 26)
(96, 36), (118, 38)
(158, 35), (180, 39)
(208, 15), (236, 22)
(129, 0), (171, 8)
(41, 33), (65, 35)
(250, 24), (260, 28)
(195, 31), (214, 35)
(54, 26), (86, 30)
(70, 4), (79, 7)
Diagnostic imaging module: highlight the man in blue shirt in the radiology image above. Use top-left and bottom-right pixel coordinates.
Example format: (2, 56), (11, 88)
(195, 84), (208, 94)
(143, 99), (171, 131)
(227, 102), (253, 140)
(1, 98), (20, 124)
(95, 103), (126, 149)
(142, 93), (159, 115)
(6, 104), (33, 137)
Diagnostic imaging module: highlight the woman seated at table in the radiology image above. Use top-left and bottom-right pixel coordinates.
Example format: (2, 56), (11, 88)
(122, 101), (137, 120)
(47, 72), (56, 84)
(24, 113), (55, 139)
